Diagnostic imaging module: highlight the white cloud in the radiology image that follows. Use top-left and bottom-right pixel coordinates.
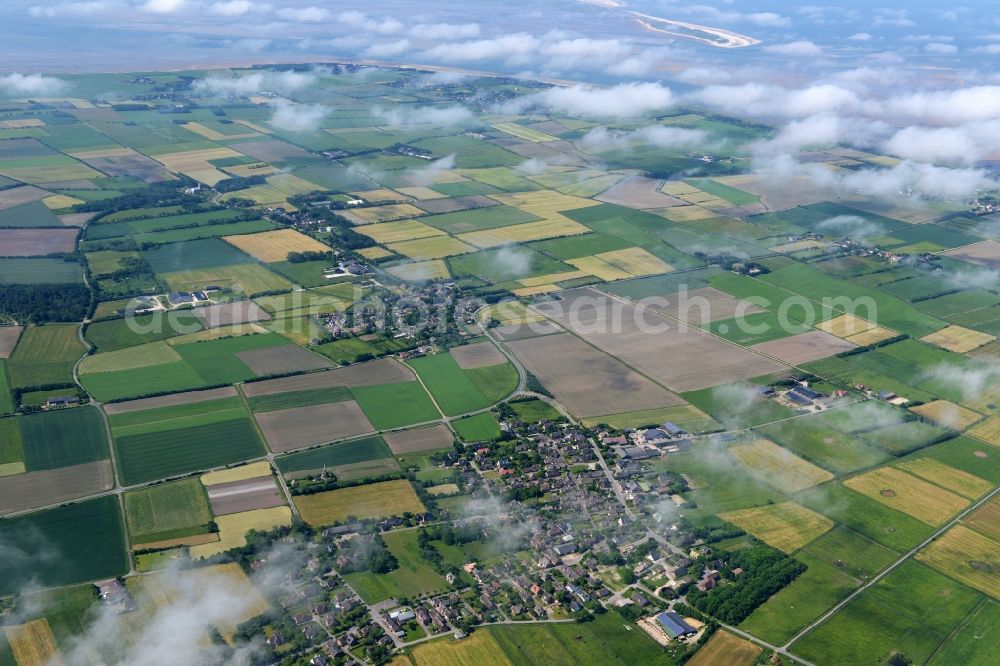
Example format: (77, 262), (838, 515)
(808, 160), (995, 199)
(763, 40), (822, 57)
(925, 42), (958, 55)
(30, 1), (115, 16)
(410, 23), (480, 40)
(689, 83), (859, 118)
(880, 86), (1000, 123)
(270, 100), (328, 131)
(509, 82), (674, 118)
(848, 32), (873, 41)
(579, 125), (707, 150)
(883, 122), (1000, 165)
(0, 73), (68, 96)
(208, 0), (268, 16)
(422, 34), (540, 62)
(194, 70), (316, 95)
(365, 39), (412, 58)
(140, 0), (185, 13)
(276, 5), (329, 22)
(375, 105), (474, 127)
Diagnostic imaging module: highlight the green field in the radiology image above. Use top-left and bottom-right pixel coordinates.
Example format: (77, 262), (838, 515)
(740, 526), (898, 644)
(508, 398), (562, 423)
(0, 258), (84, 285)
(84, 312), (204, 352)
(796, 483), (935, 552)
(351, 380), (441, 429)
(0, 360), (12, 415)
(5, 324), (84, 388)
(19, 407), (109, 471)
(682, 382), (794, 428)
(0, 416), (23, 467)
(0, 201), (62, 227)
(0, 496), (128, 595)
(755, 415), (890, 475)
(407, 353), (494, 416)
(791, 560), (982, 665)
(142, 237), (253, 273)
(491, 612), (669, 665)
(114, 416), (264, 485)
(246, 385), (352, 412)
(686, 178), (759, 205)
(466, 362), (519, 404)
(929, 600), (1000, 666)
(123, 477), (213, 544)
(275, 435), (392, 474)
(451, 412), (502, 442)
(343, 529), (454, 603)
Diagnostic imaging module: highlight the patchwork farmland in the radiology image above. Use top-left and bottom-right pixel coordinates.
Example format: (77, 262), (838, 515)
(1, 61), (999, 666)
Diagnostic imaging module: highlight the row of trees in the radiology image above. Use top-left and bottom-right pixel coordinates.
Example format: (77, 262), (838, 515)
(0, 283), (91, 323)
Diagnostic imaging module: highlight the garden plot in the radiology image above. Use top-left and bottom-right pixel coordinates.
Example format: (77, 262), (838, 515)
(0, 228), (78, 256)
(384, 424), (454, 454)
(534, 289), (787, 392)
(0, 326), (22, 357)
(192, 301), (270, 328)
(750, 331), (857, 366)
(254, 401), (374, 452)
(235, 344), (333, 376)
(595, 175), (685, 209)
(505, 332), (685, 418)
(450, 341), (507, 369)
(240, 357), (414, 396)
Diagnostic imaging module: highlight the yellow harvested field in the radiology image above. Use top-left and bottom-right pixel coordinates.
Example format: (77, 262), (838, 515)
(223, 228), (330, 263)
(729, 439), (834, 493)
(1, 118), (44, 128)
(490, 190), (600, 217)
(202, 461), (272, 486)
(427, 483), (461, 496)
(351, 188), (403, 201)
(917, 525), (1000, 601)
(234, 119), (272, 134)
(183, 122), (258, 141)
(969, 417), (1000, 447)
(159, 264), (293, 296)
(596, 247), (673, 276)
(770, 240), (824, 253)
(267, 173), (322, 196)
(156, 147), (243, 183)
(493, 122), (558, 142)
(897, 458), (993, 500)
(720, 501), (834, 553)
(388, 236), (475, 260)
(0, 462), (26, 476)
(481, 300), (547, 325)
(166, 323), (266, 345)
(966, 495), (1000, 541)
(219, 184), (288, 205)
(294, 479), (425, 526)
(350, 203), (426, 224)
(567, 255), (634, 281)
(921, 325), (995, 353)
(844, 326), (897, 346)
(511, 284), (562, 297)
(5, 619), (63, 666)
(686, 630), (762, 666)
(409, 628), (512, 666)
(458, 218), (590, 248)
(396, 186), (446, 200)
(387, 260), (450, 281)
(70, 147), (135, 159)
(910, 400), (982, 431)
(660, 181), (701, 196)
(358, 246), (395, 260)
(844, 467), (969, 526)
(358, 220), (445, 244)
(518, 271), (587, 288)
(223, 163), (278, 178)
(816, 313), (876, 338)
(80, 340), (181, 374)
(42, 194), (85, 209)
(656, 205), (716, 222)
(190, 506), (292, 558)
